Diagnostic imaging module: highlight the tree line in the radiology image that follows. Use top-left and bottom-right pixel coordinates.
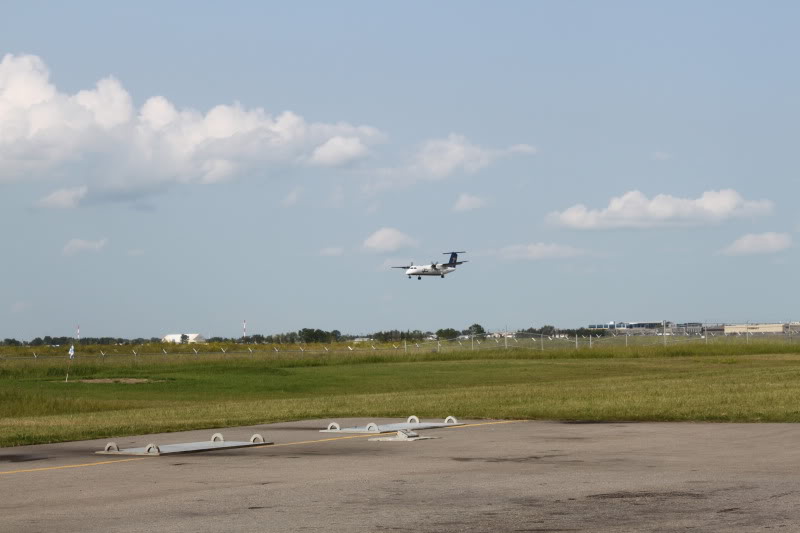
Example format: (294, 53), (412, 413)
(1, 323), (607, 346)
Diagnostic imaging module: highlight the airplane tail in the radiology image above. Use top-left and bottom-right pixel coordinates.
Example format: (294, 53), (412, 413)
(443, 251), (467, 266)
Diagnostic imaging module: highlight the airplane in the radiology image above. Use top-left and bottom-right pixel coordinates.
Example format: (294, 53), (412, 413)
(392, 251), (468, 280)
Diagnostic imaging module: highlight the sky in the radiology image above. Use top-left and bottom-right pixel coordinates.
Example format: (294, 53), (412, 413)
(1, 1), (798, 340)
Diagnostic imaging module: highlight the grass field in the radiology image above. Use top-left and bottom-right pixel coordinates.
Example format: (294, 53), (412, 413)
(3, 342), (800, 447)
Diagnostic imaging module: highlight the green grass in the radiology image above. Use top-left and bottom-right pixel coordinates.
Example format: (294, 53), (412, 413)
(3, 343), (800, 447)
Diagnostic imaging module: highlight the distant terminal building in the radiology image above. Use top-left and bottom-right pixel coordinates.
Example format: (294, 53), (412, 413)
(587, 321), (673, 332)
(162, 333), (206, 344)
(723, 323), (787, 335)
(674, 322), (703, 335)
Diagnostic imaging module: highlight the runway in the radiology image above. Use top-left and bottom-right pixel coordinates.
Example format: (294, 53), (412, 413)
(2, 419), (799, 532)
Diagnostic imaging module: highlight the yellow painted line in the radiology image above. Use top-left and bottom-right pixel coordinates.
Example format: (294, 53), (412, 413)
(0, 457), (147, 476)
(444, 420), (525, 430)
(270, 433), (380, 447)
(0, 420), (527, 476)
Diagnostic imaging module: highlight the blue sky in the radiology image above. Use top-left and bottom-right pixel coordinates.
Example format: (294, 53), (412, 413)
(1, 2), (798, 340)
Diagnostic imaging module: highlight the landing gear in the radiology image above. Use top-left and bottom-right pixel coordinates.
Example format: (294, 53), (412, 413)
(408, 276), (411, 279)
(417, 276), (422, 280)
(441, 274), (445, 278)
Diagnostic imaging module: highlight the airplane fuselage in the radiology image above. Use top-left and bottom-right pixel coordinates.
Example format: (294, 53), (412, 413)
(405, 265), (456, 278)
(394, 251), (466, 279)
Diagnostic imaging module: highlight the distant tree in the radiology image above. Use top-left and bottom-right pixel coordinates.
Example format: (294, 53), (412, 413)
(466, 324), (485, 336)
(298, 328), (331, 343)
(436, 328), (459, 340)
(180, 334), (189, 344)
(539, 325), (556, 336)
(3, 338), (21, 346)
(30, 337), (44, 346)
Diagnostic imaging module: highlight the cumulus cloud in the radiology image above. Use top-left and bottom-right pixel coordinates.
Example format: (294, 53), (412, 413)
(63, 237), (107, 256)
(412, 134), (535, 179)
(549, 190), (772, 229)
(492, 243), (586, 260)
(319, 246), (344, 256)
(453, 193), (487, 212)
(365, 134), (535, 192)
(0, 53), (383, 196)
(722, 232), (792, 256)
(310, 136), (368, 166)
(363, 227), (418, 253)
(37, 185), (88, 208)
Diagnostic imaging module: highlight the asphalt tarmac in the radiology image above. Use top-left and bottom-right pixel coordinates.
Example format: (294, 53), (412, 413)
(2, 419), (799, 532)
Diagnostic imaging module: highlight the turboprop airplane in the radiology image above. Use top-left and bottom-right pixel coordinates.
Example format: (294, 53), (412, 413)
(392, 251), (468, 280)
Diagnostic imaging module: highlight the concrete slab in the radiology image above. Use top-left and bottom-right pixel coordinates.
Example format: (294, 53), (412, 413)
(96, 440), (272, 456)
(2, 420), (800, 532)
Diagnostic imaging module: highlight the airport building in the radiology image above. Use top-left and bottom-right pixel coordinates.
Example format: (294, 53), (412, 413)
(162, 333), (206, 344)
(674, 322), (704, 335)
(723, 323), (787, 335)
(587, 321), (673, 332)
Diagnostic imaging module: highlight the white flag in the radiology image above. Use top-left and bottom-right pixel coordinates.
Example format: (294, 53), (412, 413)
(68, 345), (75, 359)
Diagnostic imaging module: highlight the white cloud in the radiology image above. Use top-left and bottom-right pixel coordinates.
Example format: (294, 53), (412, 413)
(37, 185), (88, 208)
(319, 246), (344, 257)
(363, 227), (418, 253)
(413, 134), (535, 179)
(493, 243), (586, 260)
(281, 186), (302, 207)
(63, 237), (107, 256)
(365, 134), (535, 192)
(453, 193), (487, 212)
(310, 136), (368, 166)
(0, 53), (383, 196)
(722, 232), (792, 256)
(549, 190), (772, 229)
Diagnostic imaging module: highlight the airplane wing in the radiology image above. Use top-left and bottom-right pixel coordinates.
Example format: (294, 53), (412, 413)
(391, 265), (412, 269)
